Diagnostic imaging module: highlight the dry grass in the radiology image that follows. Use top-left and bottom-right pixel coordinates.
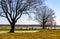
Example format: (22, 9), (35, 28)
(0, 30), (60, 39)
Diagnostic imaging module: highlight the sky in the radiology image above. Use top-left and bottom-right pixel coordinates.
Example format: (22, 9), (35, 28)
(45, 0), (60, 25)
(0, 0), (60, 25)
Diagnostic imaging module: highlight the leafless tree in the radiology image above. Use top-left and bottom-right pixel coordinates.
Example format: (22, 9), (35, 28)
(53, 21), (56, 30)
(0, 0), (44, 32)
(47, 16), (56, 30)
(34, 6), (55, 29)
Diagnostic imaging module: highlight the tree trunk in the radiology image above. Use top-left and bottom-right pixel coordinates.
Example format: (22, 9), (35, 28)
(54, 25), (55, 30)
(9, 23), (15, 33)
(42, 20), (45, 29)
(42, 24), (45, 29)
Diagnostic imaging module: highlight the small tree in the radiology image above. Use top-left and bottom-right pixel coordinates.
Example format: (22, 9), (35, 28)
(34, 6), (55, 29)
(46, 15), (54, 29)
(0, 0), (44, 32)
(54, 21), (56, 30)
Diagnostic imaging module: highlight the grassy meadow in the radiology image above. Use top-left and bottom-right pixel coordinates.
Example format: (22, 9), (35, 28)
(0, 26), (60, 39)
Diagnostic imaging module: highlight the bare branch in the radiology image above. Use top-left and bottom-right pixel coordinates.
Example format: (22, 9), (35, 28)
(15, 13), (22, 21)
(0, 14), (6, 18)
(0, 0), (44, 32)
(34, 5), (56, 29)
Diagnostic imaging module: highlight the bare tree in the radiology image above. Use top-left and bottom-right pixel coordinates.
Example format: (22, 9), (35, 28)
(0, 0), (44, 32)
(34, 6), (55, 29)
(53, 20), (56, 30)
(47, 16), (56, 29)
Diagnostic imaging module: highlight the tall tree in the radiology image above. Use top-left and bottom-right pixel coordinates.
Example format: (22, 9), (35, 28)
(0, 0), (44, 32)
(34, 6), (55, 29)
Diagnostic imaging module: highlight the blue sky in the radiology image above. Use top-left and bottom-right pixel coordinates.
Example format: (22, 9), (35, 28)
(0, 0), (60, 25)
(45, 0), (60, 25)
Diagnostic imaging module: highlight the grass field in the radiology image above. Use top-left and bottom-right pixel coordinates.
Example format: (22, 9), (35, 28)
(0, 26), (60, 39)
(0, 29), (60, 39)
